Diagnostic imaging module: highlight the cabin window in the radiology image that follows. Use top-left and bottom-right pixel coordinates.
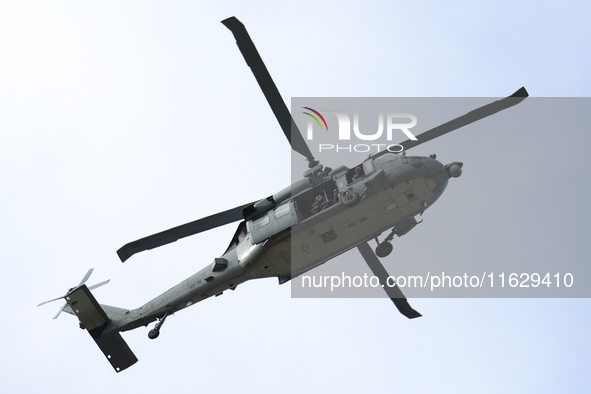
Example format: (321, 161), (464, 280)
(273, 202), (290, 219)
(252, 214), (270, 230)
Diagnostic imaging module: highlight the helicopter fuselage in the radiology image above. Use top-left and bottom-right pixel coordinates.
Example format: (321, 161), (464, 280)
(38, 17), (527, 373)
(108, 153), (461, 333)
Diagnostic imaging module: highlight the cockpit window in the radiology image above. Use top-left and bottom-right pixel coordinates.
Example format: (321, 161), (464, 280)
(351, 166), (365, 182)
(363, 160), (375, 175)
(407, 156), (427, 168)
(374, 153), (399, 167)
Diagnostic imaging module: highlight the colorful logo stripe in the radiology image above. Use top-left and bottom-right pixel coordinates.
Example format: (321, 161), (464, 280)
(302, 107), (329, 131)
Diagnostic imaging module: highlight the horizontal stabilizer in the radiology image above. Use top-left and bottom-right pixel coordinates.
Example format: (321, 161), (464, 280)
(94, 332), (138, 373)
(65, 285), (138, 372)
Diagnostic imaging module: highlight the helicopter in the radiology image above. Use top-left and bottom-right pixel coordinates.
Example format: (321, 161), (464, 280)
(37, 16), (528, 373)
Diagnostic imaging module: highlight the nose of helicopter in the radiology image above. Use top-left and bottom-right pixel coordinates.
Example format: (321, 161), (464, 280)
(422, 157), (464, 185)
(423, 157), (443, 177)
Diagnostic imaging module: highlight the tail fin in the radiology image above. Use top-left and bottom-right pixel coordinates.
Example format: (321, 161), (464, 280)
(65, 285), (138, 372)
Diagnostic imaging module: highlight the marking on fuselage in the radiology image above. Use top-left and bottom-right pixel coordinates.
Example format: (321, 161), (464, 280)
(321, 230), (338, 243)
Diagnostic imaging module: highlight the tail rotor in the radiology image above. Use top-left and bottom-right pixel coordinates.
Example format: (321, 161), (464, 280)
(37, 269), (110, 319)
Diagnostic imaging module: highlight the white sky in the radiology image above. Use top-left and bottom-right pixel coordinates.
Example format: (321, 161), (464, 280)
(1, 1), (590, 393)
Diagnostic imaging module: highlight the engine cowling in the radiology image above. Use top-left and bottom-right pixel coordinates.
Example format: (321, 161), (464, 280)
(243, 178), (310, 221)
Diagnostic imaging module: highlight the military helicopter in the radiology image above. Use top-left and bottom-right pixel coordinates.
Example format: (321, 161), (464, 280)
(38, 16), (528, 372)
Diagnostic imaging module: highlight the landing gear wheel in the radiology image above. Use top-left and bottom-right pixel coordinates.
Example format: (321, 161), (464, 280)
(343, 192), (360, 207)
(375, 242), (393, 258)
(148, 311), (169, 339)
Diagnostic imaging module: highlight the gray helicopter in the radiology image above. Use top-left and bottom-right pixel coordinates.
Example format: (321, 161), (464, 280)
(38, 17), (528, 373)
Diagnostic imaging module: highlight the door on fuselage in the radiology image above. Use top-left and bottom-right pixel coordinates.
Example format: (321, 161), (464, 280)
(292, 179), (339, 222)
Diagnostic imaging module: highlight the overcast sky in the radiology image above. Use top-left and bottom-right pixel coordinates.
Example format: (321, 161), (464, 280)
(2, 1), (590, 393)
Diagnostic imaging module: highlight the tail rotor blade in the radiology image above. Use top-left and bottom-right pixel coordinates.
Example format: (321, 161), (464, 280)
(37, 295), (66, 307)
(88, 279), (110, 291)
(38, 269), (108, 320)
(77, 268), (94, 287)
(52, 302), (67, 319)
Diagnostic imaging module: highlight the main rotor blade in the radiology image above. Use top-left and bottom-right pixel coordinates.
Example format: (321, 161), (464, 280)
(117, 202), (254, 262)
(222, 17), (318, 166)
(357, 241), (421, 319)
(398, 87), (529, 151)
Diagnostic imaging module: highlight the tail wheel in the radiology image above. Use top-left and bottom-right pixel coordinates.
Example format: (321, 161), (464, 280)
(148, 312), (169, 339)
